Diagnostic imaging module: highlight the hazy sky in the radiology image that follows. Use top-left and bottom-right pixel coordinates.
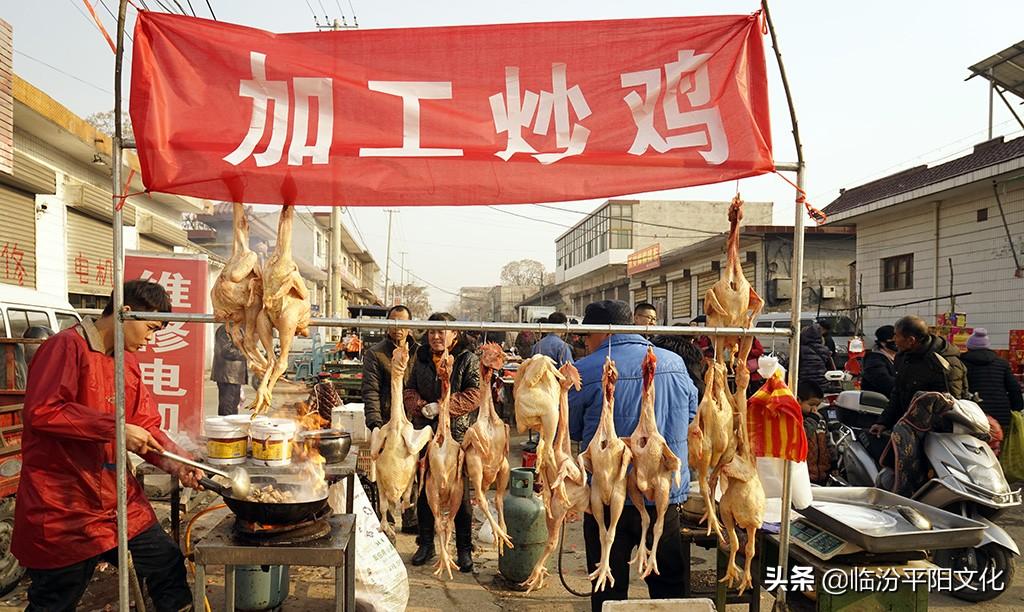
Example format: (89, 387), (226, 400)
(6, 1), (1024, 308)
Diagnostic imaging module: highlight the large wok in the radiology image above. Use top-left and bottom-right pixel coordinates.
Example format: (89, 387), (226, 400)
(200, 476), (330, 524)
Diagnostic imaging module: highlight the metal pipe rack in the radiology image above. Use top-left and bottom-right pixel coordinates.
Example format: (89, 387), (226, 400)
(107, 1), (809, 609)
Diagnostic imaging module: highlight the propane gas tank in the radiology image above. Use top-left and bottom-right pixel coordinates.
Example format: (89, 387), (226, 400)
(498, 467), (549, 584)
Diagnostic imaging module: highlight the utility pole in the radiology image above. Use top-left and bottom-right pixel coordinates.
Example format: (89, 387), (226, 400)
(383, 209), (399, 305)
(400, 251), (408, 304)
(330, 207), (343, 326)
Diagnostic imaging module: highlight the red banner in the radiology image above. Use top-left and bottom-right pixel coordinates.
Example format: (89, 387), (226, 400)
(131, 12), (773, 206)
(125, 253), (208, 435)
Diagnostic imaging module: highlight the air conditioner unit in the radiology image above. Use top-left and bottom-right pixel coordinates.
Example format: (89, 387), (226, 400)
(771, 278), (792, 299)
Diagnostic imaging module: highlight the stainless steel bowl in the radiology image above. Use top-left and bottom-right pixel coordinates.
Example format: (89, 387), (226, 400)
(298, 429), (352, 464)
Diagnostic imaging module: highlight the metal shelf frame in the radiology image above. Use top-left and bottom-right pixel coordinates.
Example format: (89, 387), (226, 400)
(105, 1), (808, 609)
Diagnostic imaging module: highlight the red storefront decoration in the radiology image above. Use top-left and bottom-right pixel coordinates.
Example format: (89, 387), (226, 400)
(131, 12), (773, 206)
(125, 253), (208, 435)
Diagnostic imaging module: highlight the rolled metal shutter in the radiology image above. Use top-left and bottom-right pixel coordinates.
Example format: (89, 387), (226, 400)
(696, 271), (718, 316)
(67, 210), (114, 296)
(633, 287), (647, 305)
(0, 187), (36, 289)
(650, 284), (667, 301)
(671, 278), (691, 320)
(138, 236), (172, 253)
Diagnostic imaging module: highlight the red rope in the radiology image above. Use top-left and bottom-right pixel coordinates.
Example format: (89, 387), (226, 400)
(115, 168), (140, 211)
(774, 170), (827, 225)
(81, 0), (117, 54)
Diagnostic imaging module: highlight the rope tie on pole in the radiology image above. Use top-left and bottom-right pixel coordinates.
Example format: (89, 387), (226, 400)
(115, 168), (144, 211)
(774, 170), (827, 225)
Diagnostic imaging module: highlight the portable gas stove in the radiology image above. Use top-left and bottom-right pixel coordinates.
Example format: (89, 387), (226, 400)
(193, 513), (355, 612)
(232, 511), (334, 546)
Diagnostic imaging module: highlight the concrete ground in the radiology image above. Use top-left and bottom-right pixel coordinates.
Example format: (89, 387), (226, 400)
(1, 378), (1022, 610)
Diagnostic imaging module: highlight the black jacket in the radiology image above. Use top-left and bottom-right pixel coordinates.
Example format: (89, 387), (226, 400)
(798, 325), (834, 394)
(861, 349), (896, 397)
(878, 334), (968, 429)
(404, 338), (481, 443)
(961, 348), (1024, 430)
(211, 325), (248, 385)
(360, 335), (419, 430)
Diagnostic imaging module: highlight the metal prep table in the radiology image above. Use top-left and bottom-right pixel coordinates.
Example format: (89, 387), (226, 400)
(193, 513), (355, 612)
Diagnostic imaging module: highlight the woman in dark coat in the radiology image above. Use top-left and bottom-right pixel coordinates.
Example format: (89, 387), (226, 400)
(961, 328), (1023, 430)
(798, 324), (834, 395)
(861, 325), (897, 397)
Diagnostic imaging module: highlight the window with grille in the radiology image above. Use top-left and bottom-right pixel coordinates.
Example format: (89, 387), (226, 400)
(881, 254), (913, 291)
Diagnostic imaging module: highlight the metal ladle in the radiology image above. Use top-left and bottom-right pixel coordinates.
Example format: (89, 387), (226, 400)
(160, 450), (251, 498)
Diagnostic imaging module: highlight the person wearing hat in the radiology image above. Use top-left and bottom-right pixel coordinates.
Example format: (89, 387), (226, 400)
(861, 325), (897, 397)
(961, 328), (1023, 430)
(567, 300), (697, 611)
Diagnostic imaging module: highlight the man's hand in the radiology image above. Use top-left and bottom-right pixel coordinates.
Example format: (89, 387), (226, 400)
(421, 402), (439, 419)
(178, 467), (204, 489)
(125, 424), (165, 455)
(869, 423), (886, 437)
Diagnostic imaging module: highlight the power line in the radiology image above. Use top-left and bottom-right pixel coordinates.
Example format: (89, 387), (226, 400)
(96, 0), (134, 43)
(203, 0), (216, 20)
(171, 0), (189, 16)
(347, 0), (358, 27)
(15, 50), (113, 94)
(184, 0), (197, 17)
(487, 204), (727, 241)
(303, 0), (320, 27)
(533, 203), (725, 236)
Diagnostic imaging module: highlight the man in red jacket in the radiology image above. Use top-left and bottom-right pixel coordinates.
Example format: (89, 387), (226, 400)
(13, 280), (203, 612)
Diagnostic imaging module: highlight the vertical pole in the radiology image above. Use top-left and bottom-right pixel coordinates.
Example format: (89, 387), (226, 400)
(382, 209), (397, 305)
(763, 3), (802, 610)
(330, 207), (342, 324)
(113, 1), (130, 609)
(399, 251), (407, 303)
(988, 69), (995, 140)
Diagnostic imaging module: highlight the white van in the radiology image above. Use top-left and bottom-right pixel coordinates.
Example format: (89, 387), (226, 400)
(0, 285), (81, 338)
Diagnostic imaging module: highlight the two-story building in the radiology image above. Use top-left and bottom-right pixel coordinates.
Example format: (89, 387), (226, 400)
(551, 198), (774, 315)
(822, 135), (1024, 347)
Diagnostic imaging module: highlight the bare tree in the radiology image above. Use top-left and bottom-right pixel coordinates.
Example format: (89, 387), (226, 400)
(500, 259), (546, 286)
(85, 110), (134, 139)
(390, 283), (431, 319)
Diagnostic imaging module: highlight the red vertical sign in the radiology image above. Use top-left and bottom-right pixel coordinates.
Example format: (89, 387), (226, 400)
(125, 253), (208, 435)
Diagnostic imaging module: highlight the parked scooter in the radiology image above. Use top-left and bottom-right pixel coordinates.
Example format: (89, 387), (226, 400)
(824, 379), (1021, 602)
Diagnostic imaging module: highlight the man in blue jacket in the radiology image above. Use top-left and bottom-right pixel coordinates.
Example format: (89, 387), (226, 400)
(568, 300), (698, 611)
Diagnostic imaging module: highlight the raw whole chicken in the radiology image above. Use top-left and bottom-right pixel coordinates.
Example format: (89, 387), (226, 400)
(422, 349), (464, 579)
(704, 195), (764, 369)
(461, 343), (513, 554)
(522, 361), (590, 593)
(513, 355), (563, 478)
(253, 205), (311, 414)
(580, 357), (632, 592)
(624, 348), (682, 578)
(210, 202), (268, 375)
(717, 452), (765, 596)
(369, 344), (432, 540)
(687, 361), (735, 539)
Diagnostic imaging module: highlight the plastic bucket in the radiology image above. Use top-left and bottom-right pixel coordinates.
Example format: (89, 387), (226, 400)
(250, 418), (297, 467)
(205, 417), (248, 466)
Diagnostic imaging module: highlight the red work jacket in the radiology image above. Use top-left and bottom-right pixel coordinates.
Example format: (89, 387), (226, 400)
(12, 321), (186, 569)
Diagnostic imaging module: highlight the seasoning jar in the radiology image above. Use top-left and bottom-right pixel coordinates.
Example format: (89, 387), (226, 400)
(204, 417), (248, 466)
(250, 418), (297, 467)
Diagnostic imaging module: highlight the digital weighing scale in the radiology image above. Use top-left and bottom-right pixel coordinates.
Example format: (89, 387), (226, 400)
(789, 516), (864, 560)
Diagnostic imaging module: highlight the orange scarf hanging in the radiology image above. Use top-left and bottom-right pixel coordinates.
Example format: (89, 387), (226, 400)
(748, 371), (808, 461)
